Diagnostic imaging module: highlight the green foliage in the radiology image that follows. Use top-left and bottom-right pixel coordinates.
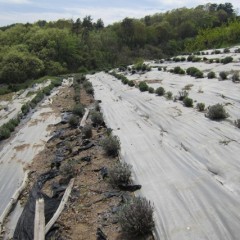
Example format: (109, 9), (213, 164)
(100, 135), (120, 157)
(197, 102), (205, 111)
(207, 71), (216, 79)
(138, 82), (149, 92)
(173, 66), (185, 74)
(148, 87), (154, 93)
(234, 119), (240, 128)
(206, 104), (229, 120)
(0, 128), (11, 140)
(183, 97), (193, 107)
(82, 125), (92, 139)
(232, 72), (240, 82)
(128, 80), (135, 87)
(68, 115), (79, 128)
(155, 87), (165, 96)
(186, 67), (203, 78)
(219, 71), (228, 80)
(165, 91), (173, 100)
(21, 103), (30, 115)
(91, 110), (104, 126)
(118, 196), (154, 236)
(109, 162), (132, 186)
(178, 90), (188, 101)
(73, 104), (85, 117)
(221, 56), (233, 64)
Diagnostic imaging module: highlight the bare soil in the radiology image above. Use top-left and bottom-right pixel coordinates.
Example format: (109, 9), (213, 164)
(20, 83), (151, 240)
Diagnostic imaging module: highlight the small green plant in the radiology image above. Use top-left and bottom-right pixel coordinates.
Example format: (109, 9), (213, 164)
(234, 119), (240, 128)
(118, 196), (154, 236)
(101, 135), (120, 157)
(82, 125), (92, 139)
(219, 71), (228, 80)
(68, 115), (79, 128)
(173, 66), (185, 75)
(206, 104), (228, 120)
(194, 70), (204, 78)
(207, 71), (216, 79)
(155, 87), (165, 96)
(178, 90), (188, 101)
(21, 103), (30, 115)
(224, 48), (230, 53)
(183, 97), (193, 107)
(196, 103), (205, 112)
(0, 128), (11, 140)
(148, 87), (154, 93)
(165, 91), (173, 100)
(109, 162), (132, 186)
(73, 104), (85, 117)
(91, 111), (104, 126)
(128, 80), (135, 87)
(138, 82), (149, 92)
(232, 72), (240, 82)
(221, 56), (233, 64)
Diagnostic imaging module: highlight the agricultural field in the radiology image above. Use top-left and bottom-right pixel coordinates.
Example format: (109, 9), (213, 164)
(88, 46), (240, 240)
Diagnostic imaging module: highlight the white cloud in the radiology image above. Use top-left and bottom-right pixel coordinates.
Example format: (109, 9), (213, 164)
(0, 7), (164, 26)
(0, 0), (30, 4)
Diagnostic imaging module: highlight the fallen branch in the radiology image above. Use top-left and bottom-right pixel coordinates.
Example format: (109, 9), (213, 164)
(0, 170), (29, 233)
(45, 178), (74, 234)
(34, 198), (45, 240)
(80, 108), (90, 127)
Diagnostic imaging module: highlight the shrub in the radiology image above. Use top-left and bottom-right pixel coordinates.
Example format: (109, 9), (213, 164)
(155, 87), (165, 96)
(0, 128), (11, 140)
(181, 57), (186, 61)
(207, 71), (216, 79)
(82, 125), (92, 139)
(221, 56), (233, 64)
(209, 59), (213, 63)
(68, 115), (79, 127)
(194, 70), (204, 78)
(21, 103), (30, 115)
(206, 104), (228, 120)
(128, 80), (135, 87)
(219, 71), (228, 80)
(192, 57), (201, 62)
(197, 103), (205, 112)
(165, 91), (173, 100)
(148, 87), (154, 93)
(232, 72), (240, 82)
(178, 90), (188, 101)
(224, 48), (230, 53)
(234, 48), (240, 53)
(158, 67), (162, 71)
(213, 49), (221, 54)
(138, 82), (148, 92)
(109, 162), (132, 186)
(215, 58), (220, 63)
(118, 196), (154, 236)
(234, 119), (240, 128)
(60, 161), (76, 178)
(85, 86), (94, 94)
(186, 67), (199, 76)
(183, 97), (193, 107)
(187, 55), (193, 61)
(73, 104), (85, 117)
(91, 111), (104, 126)
(101, 135), (120, 157)
(173, 66), (185, 75)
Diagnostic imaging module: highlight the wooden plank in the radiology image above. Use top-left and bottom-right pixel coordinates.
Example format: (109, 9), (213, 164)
(0, 170), (29, 233)
(80, 108), (90, 127)
(34, 198), (45, 240)
(45, 178), (74, 234)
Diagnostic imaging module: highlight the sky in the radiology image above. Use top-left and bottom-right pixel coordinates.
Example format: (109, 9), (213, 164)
(0, 0), (239, 27)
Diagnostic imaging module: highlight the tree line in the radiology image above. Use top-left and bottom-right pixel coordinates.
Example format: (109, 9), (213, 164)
(0, 2), (238, 84)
